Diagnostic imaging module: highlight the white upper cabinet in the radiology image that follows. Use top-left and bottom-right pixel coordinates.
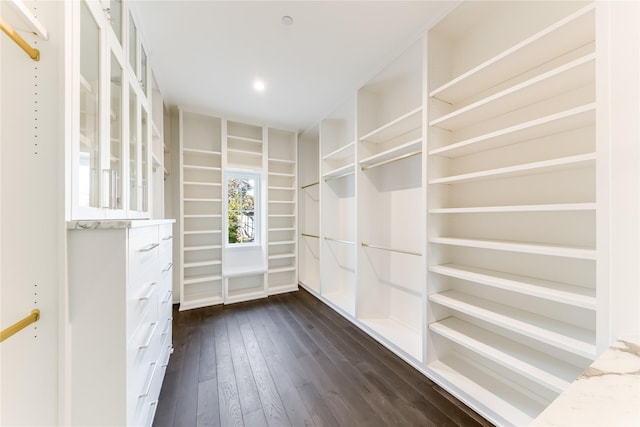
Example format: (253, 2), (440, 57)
(70, 0), (154, 219)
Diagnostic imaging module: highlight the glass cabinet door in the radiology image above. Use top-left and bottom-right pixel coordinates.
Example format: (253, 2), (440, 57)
(79, 2), (101, 210)
(129, 85), (138, 210)
(109, 51), (123, 210)
(141, 107), (149, 212)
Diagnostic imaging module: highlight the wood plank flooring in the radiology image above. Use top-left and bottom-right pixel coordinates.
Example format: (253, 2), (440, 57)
(153, 289), (493, 427)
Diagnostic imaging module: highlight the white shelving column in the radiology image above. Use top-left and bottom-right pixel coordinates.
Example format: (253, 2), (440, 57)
(178, 109), (224, 310)
(319, 96), (357, 317)
(267, 127), (298, 295)
(355, 39), (426, 363)
(425, 2), (598, 425)
(298, 127), (321, 295)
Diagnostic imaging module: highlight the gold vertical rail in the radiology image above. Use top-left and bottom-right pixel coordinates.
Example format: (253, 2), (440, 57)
(0, 309), (40, 343)
(0, 17), (40, 61)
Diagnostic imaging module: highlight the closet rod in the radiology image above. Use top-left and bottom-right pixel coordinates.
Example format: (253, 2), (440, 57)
(361, 242), (421, 256)
(0, 18), (40, 61)
(325, 237), (355, 245)
(324, 170), (354, 182)
(300, 181), (319, 189)
(0, 309), (40, 343)
(361, 150), (421, 171)
(301, 233), (320, 239)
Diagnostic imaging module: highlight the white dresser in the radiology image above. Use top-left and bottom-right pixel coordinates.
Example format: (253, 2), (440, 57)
(67, 219), (175, 426)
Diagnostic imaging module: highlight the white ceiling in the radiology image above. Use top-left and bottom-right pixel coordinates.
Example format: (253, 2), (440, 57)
(131, 1), (452, 132)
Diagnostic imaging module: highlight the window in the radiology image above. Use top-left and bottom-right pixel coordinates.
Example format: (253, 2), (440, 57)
(226, 171), (261, 245)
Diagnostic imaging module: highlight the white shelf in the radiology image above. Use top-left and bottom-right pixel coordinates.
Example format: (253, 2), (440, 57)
(183, 230), (222, 235)
(184, 214), (221, 219)
(268, 186), (295, 191)
(430, 3), (595, 104)
(323, 163), (355, 180)
(227, 148), (262, 157)
(183, 165), (221, 171)
(268, 266), (296, 274)
(184, 181), (221, 187)
(269, 227), (295, 232)
(359, 318), (422, 361)
(322, 290), (355, 316)
(268, 158), (295, 165)
(430, 264), (596, 309)
(180, 296), (224, 311)
(184, 245), (222, 252)
(268, 214), (296, 218)
(429, 103), (595, 158)
(268, 200), (295, 204)
(429, 203), (596, 214)
(429, 153), (596, 185)
(183, 274), (223, 285)
(184, 260), (222, 268)
(227, 134), (262, 144)
(430, 317), (582, 394)
(183, 148), (221, 156)
(360, 106), (422, 143)
(428, 356), (542, 427)
(6, 0), (49, 40)
(322, 141), (355, 161)
(430, 53), (595, 131)
(359, 138), (422, 170)
(268, 253), (295, 260)
(269, 172), (295, 178)
(268, 240), (295, 246)
(183, 198), (222, 202)
(429, 237), (596, 260)
(429, 290), (596, 359)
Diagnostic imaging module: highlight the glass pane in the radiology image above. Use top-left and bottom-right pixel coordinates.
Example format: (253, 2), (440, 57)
(141, 107), (148, 212)
(128, 12), (137, 73)
(79, 2), (100, 209)
(228, 177), (256, 244)
(129, 86), (138, 210)
(109, 0), (122, 45)
(110, 52), (122, 210)
(141, 45), (148, 94)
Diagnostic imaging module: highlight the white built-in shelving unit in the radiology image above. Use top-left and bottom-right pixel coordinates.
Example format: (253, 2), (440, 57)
(320, 96), (357, 316)
(425, 2), (598, 425)
(298, 127), (321, 295)
(356, 40), (426, 363)
(267, 127), (298, 295)
(177, 108), (297, 309)
(178, 110), (224, 310)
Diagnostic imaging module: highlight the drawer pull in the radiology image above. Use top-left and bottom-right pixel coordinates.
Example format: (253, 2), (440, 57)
(139, 243), (159, 252)
(138, 322), (158, 350)
(162, 262), (173, 272)
(162, 235), (173, 241)
(138, 362), (157, 398)
(161, 291), (172, 304)
(138, 282), (157, 301)
(161, 317), (172, 337)
(145, 401), (158, 427)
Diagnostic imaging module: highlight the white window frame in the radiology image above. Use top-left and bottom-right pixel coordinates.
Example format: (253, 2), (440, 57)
(224, 169), (262, 248)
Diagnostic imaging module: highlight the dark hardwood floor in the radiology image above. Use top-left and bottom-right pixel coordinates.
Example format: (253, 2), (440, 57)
(153, 289), (493, 427)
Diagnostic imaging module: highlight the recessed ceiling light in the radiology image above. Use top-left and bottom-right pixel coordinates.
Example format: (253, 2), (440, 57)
(253, 79), (266, 92)
(281, 15), (293, 25)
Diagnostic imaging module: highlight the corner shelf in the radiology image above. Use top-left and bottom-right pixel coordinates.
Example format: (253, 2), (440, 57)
(322, 141), (355, 161)
(322, 163), (355, 180)
(359, 138), (422, 170)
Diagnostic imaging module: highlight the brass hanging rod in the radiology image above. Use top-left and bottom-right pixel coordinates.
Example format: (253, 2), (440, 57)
(361, 242), (421, 256)
(361, 150), (422, 171)
(300, 181), (319, 189)
(301, 233), (320, 239)
(324, 237), (355, 245)
(324, 170), (355, 182)
(0, 309), (40, 343)
(0, 17), (40, 61)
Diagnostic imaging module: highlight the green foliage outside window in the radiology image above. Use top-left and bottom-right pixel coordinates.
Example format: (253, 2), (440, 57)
(228, 177), (256, 244)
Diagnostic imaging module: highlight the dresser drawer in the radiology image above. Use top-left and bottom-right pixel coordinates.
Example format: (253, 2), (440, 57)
(129, 226), (159, 285)
(159, 223), (173, 265)
(126, 280), (159, 339)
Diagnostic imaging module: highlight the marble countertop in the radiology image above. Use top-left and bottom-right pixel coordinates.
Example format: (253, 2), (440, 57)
(532, 338), (640, 426)
(67, 219), (175, 229)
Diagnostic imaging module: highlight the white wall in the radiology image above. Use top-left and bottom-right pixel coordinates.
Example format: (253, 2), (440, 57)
(0, 0), (64, 425)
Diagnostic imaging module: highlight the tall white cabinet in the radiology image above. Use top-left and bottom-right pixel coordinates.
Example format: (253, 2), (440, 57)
(297, 2), (610, 425)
